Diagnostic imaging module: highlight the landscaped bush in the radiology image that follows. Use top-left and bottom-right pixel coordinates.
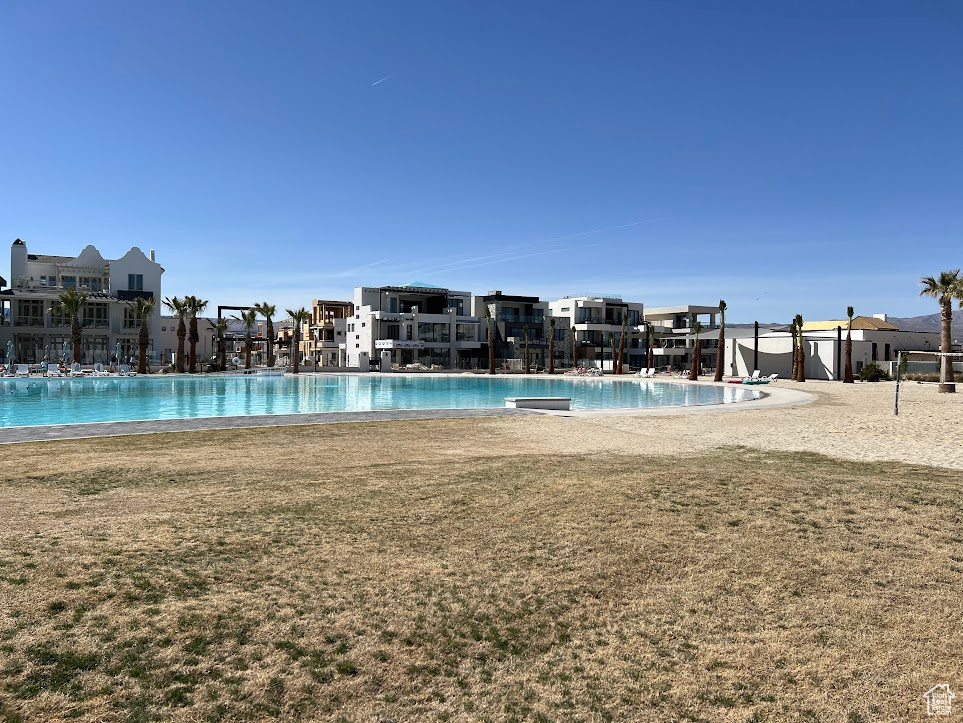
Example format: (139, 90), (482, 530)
(858, 363), (890, 382)
(903, 372), (940, 382)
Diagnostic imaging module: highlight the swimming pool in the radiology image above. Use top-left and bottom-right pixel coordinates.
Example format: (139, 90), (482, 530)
(0, 374), (763, 427)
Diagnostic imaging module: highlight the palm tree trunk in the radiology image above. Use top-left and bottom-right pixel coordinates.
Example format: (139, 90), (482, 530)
(291, 332), (300, 374)
(616, 330), (626, 374)
(548, 335), (555, 374)
(714, 327), (725, 382)
(487, 322), (495, 374)
(138, 321), (149, 374)
(689, 341), (700, 381)
(219, 337), (227, 372)
(572, 330), (578, 369)
(647, 343), (654, 371)
(524, 338), (530, 374)
(796, 335), (805, 382)
(176, 321), (186, 373)
(71, 317), (83, 364)
(609, 336), (617, 375)
(188, 318), (198, 373)
(267, 319), (275, 367)
(940, 300), (955, 392)
(843, 330), (854, 383)
(245, 331), (252, 369)
(790, 329), (798, 380)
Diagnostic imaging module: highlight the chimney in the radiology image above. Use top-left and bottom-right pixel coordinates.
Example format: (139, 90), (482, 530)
(873, 313), (887, 322)
(11, 238), (27, 286)
(488, 290), (502, 296)
(149, 249), (156, 262)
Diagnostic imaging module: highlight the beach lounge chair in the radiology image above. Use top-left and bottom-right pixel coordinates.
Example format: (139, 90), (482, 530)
(646, 368), (656, 378)
(118, 364), (131, 377)
(46, 366), (65, 377)
(93, 363), (110, 377)
(69, 363), (85, 377)
(765, 373), (779, 382)
(749, 370), (761, 381)
(15, 364), (30, 377)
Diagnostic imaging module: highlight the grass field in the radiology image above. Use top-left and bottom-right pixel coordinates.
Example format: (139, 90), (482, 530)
(1, 418), (961, 721)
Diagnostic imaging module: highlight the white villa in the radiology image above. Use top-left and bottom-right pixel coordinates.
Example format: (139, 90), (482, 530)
(546, 295), (646, 371)
(0, 238), (164, 365)
(723, 314), (941, 379)
(644, 305), (722, 372)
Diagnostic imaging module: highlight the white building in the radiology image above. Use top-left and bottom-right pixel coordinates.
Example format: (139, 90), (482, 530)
(0, 238), (164, 364)
(723, 315), (941, 379)
(547, 296), (646, 370)
(344, 284), (483, 370)
(644, 305), (721, 372)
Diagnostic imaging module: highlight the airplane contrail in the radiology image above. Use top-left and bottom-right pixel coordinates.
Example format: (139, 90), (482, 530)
(371, 72), (399, 86)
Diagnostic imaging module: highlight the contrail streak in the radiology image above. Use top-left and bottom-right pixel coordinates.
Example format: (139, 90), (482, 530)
(371, 72), (399, 86)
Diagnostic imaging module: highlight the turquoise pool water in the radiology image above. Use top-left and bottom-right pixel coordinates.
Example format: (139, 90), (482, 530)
(0, 374), (762, 427)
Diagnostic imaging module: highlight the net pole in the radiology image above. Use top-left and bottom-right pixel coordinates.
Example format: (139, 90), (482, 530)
(894, 351), (901, 417)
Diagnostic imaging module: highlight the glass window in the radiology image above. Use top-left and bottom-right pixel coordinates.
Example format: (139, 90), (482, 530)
(61, 276), (76, 289)
(128, 274), (144, 291)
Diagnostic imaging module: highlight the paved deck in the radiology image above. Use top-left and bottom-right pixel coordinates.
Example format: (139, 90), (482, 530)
(0, 408), (535, 445)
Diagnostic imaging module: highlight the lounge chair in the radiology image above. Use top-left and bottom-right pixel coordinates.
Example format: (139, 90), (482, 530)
(15, 364), (30, 377)
(46, 367), (65, 377)
(68, 363), (85, 377)
(93, 363), (110, 377)
(118, 364), (131, 377)
(749, 370), (761, 381)
(765, 373), (779, 382)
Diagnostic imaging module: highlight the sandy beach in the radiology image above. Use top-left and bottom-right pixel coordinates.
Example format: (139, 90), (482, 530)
(489, 379), (963, 470)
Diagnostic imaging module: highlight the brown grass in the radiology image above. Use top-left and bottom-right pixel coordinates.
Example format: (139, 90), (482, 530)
(1, 418), (961, 722)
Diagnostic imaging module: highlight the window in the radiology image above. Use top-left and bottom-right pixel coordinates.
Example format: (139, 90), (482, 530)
(884, 344), (891, 361)
(15, 300), (44, 327)
(39, 276), (48, 287)
(128, 274), (144, 291)
(82, 303), (109, 328)
(61, 275), (76, 290)
(871, 343), (878, 361)
(123, 306), (139, 329)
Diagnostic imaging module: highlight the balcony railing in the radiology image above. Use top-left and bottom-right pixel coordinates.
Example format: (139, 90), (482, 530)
(15, 316), (45, 327)
(498, 313), (544, 324)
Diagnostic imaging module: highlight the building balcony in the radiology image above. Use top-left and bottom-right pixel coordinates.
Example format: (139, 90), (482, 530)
(14, 317), (45, 327)
(375, 339), (425, 350)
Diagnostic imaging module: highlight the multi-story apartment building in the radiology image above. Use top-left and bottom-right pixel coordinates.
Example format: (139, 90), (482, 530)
(547, 296), (646, 371)
(344, 284), (482, 369)
(0, 238), (163, 364)
(300, 299), (353, 367)
(471, 291), (552, 369)
(644, 305), (721, 371)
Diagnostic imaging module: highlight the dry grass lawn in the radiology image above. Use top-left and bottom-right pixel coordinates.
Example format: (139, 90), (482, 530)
(1, 418), (961, 722)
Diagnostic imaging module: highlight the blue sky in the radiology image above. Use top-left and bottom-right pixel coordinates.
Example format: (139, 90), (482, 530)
(2, 1), (961, 322)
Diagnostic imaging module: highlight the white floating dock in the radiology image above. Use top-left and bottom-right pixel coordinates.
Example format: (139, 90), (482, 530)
(505, 397), (571, 410)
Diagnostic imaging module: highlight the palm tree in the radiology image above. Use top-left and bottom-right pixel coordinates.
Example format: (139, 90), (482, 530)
(789, 320), (798, 380)
(794, 314), (805, 382)
(616, 316), (628, 374)
(209, 318), (229, 371)
(688, 321), (702, 381)
(233, 308), (258, 369)
(548, 317), (556, 374)
(647, 329), (654, 371)
(571, 326), (578, 369)
(843, 306), (855, 384)
(920, 269), (963, 393)
(254, 303), (277, 367)
(485, 306), (495, 374)
(185, 296), (209, 373)
(163, 296), (188, 373)
(130, 296), (156, 374)
(51, 289), (89, 364)
(285, 308), (310, 373)
(714, 300), (727, 382)
(523, 325), (531, 374)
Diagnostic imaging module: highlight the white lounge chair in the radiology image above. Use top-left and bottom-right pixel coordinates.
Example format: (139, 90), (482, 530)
(46, 367), (65, 377)
(93, 363), (110, 377)
(765, 373), (779, 382)
(749, 370), (761, 381)
(15, 364), (30, 377)
(118, 364), (131, 376)
(647, 368), (656, 378)
(68, 363), (85, 377)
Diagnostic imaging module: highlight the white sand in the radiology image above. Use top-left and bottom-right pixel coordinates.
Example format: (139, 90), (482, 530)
(490, 380), (963, 470)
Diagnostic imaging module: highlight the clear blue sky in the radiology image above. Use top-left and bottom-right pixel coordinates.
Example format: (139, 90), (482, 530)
(2, 1), (961, 321)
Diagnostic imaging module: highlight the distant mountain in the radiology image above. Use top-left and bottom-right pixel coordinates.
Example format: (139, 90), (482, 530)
(887, 313), (963, 338)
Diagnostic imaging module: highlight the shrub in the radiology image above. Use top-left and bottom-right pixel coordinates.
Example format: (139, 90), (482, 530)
(858, 363), (890, 382)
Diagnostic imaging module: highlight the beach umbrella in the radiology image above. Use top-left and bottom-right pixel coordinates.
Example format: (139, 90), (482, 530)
(44, 345), (50, 362)
(114, 341), (122, 362)
(5, 340), (12, 363)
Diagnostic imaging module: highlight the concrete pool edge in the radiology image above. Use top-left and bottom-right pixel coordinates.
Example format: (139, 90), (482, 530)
(0, 377), (814, 444)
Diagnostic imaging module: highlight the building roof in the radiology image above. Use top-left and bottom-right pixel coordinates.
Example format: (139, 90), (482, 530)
(802, 315), (899, 332)
(27, 253), (74, 264)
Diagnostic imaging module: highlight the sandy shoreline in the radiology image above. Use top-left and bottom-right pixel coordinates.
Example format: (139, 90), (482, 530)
(489, 379), (963, 470)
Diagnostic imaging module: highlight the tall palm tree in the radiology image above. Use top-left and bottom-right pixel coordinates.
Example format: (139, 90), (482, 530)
(485, 306), (495, 374)
(714, 300), (727, 382)
(647, 328), (655, 371)
(233, 308), (258, 369)
(688, 321), (702, 381)
(789, 320), (798, 380)
(209, 318), (229, 371)
(571, 326), (578, 369)
(51, 289), (89, 364)
(163, 296), (188, 373)
(920, 269), (963, 393)
(285, 307), (310, 374)
(794, 314), (805, 382)
(254, 302), (277, 367)
(616, 316), (628, 374)
(523, 325), (531, 374)
(548, 317), (556, 374)
(843, 306), (855, 384)
(130, 296), (156, 374)
(185, 296), (209, 373)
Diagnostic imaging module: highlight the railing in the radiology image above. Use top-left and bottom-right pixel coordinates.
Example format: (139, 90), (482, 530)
(14, 316), (45, 327)
(498, 313), (544, 324)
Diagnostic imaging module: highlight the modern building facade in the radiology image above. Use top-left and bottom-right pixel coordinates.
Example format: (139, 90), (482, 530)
(344, 284), (483, 369)
(300, 299), (353, 367)
(471, 291), (552, 369)
(1, 238), (164, 364)
(547, 296), (646, 371)
(644, 305), (721, 372)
